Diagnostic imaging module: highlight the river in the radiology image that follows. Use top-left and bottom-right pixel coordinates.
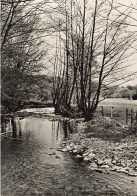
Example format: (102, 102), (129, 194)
(1, 108), (137, 196)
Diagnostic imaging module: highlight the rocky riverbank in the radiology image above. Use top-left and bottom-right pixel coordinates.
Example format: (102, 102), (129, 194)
(58, 116), (137, 177)
(3, 107), (137, 177)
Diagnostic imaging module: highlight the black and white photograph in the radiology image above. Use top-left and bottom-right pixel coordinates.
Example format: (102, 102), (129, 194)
(1, 0), (137, 195)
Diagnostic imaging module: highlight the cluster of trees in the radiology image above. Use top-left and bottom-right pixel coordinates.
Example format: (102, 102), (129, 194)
(1, 0), (47, 113)
(102, 85), (137, 100)
(1, 0), (137, 121)
(52, 0), (137, 121)
(26, 75), (53, 102)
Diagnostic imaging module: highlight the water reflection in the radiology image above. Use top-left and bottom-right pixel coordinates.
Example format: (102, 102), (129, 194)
(11, 118), (17, 138)
(1, 112), (136, 196)
(1, 117), (23, 140)
(1, 117), (75, 146)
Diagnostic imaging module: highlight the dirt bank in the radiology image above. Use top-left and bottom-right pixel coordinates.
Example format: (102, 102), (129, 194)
(59, 116), (137, 177)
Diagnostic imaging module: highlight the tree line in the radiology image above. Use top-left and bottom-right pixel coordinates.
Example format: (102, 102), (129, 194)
(1, 0), (137, 121)
(102, 85), (137, 100)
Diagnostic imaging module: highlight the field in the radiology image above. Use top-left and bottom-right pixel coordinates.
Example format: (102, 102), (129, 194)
(98, 98), (137, 108)
(97, 98), (137, 127)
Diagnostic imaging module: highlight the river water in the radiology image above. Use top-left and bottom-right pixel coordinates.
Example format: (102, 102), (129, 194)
(1, 108), (137, 196)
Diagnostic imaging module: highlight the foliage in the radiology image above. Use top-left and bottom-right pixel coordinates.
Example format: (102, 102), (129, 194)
(1, 0), (46, 113)
(102, 85), (137, 100)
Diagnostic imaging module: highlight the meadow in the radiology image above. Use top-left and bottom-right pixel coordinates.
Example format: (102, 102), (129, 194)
(97, 98), (137, 126)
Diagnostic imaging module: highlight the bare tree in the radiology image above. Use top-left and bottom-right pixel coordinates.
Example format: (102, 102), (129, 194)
(52, 0), (137, 120)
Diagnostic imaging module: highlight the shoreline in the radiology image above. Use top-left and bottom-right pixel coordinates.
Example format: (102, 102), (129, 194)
(2, 106), (137, 177)
(59, 116), (137, 176)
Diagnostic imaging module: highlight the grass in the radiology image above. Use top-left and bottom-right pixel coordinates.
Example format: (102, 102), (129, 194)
(97, 98), (137, 127)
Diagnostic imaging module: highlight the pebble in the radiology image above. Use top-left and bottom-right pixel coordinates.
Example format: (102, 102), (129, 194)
(62, 148), (67, 152)
(111, 160), (117, 164)
(57, 148), (63, 151)
(88, 152), (96, 159)
(73, 149), (78, 153)
(74, 145), (78, 149)
(55, 155), (60, 159)
(100, 165), (110, 169)
(110, 166), (120, 171)
(113, 156), (119, 162)
(70, 143), (74, 147)
(51, 152), (56, 155)
(83, 152), (89, 157)
(84, 157), (92, 162)
(117, 168), (128, 174)
(90, 162), (98, 168)
(97, 159), (104, 165)
(128, 171), (137, 176)
(120, 162), (127, 168)
(66, 145), (73, 151)
(104, 158), (112, 164)
(76, 155), (82, 158)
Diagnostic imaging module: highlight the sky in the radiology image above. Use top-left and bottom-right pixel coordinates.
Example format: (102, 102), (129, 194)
(118, 0), (137, 86)
(35, 0), (137, 86)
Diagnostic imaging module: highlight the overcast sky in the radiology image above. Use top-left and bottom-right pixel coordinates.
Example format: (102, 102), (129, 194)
(121, 0), (137, 86)
(37, 0), (137, 86)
